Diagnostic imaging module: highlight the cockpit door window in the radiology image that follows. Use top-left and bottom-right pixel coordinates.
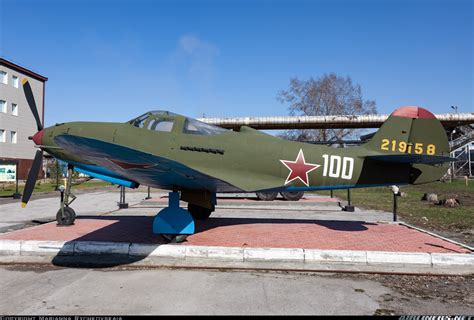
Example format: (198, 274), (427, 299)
(147, 119), (174, 132)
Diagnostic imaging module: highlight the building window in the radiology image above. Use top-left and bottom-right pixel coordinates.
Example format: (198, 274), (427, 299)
(0, 100), (6, 113)
(0, 71), (7, 84)
(12, 103), (18, 116)
(12, 75), (19, 88)
(10, 131), (17, 144)
(0, 129), (5, 142)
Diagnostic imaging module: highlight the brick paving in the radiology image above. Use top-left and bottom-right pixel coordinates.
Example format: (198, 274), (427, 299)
(0, 216), (469, 254)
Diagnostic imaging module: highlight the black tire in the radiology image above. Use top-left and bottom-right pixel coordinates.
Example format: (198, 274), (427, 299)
(56, 207), (76, 225)
(256, 192), (278, 201)
(161, 234), (188, 243)
(280, 191), (304, 201)
(187, 203), (213, 220)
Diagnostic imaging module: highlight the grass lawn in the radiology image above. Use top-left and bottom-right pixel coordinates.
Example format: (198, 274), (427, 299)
(315, 179), (474, 244)
(0, 180), (112, 197)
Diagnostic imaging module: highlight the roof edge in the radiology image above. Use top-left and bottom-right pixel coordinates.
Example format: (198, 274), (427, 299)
(0, 57), (48, 82)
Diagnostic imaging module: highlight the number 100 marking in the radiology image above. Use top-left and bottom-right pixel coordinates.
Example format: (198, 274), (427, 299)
(322, 155), (354, 180)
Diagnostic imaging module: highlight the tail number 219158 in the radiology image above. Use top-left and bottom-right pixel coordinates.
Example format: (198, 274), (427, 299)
(322, 155), (354, 180)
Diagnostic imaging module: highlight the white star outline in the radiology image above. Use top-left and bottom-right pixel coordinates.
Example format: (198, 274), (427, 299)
(279, 149), (321, 186)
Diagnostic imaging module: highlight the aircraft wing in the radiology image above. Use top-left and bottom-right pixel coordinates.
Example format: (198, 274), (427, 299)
(188, 165), (285, 193)
(54, 134), (245, 193)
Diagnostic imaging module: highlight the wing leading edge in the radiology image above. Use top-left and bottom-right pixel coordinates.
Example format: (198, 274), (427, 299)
(54, 134), (243, 192)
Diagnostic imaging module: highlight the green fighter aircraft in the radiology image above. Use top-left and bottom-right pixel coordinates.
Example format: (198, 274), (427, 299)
(21, 78), (453, 242)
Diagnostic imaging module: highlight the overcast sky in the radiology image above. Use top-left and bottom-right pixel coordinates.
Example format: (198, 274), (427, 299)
(1, 0), (472, 126)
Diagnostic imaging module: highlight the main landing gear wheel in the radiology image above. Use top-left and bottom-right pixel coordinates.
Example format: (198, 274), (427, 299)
(280, 191), (304, 201)
(161, 234), (189, 243)
(188, 203), (213, 220)
(56, 207), (76, 225)
(56, 165), (77, 226)
(256, 192), (278, 201)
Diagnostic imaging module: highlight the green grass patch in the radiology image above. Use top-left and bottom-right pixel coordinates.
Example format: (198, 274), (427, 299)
(316, 179), (474, 234)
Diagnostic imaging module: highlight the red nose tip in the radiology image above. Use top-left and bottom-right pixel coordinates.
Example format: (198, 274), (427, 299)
(32, 130), (44, 145)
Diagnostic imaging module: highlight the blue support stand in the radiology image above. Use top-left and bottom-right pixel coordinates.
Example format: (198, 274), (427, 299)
(153, 192), (195, 235)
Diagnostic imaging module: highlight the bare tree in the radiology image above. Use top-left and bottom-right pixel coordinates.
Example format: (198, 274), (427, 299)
(277, 73), (376, 141)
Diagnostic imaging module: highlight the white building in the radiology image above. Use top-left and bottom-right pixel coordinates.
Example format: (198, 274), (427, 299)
(0, 58), (47, 179)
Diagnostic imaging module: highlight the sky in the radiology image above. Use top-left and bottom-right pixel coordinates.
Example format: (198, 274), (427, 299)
(0, 0), (472, 127)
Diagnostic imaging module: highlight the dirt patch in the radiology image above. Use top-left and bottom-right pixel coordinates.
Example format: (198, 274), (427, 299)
(329, 273), (474, 315)
(425, 228), (474, 249)
(331, 273), (474, 307)
(446, 191), (474, 207)
(372, 275), (474, 306)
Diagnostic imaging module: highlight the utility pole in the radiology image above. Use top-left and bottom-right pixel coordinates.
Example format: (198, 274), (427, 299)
(449, 106), (458, 182)
(450, 106), (458, 182)
(450, 129), (455, 182)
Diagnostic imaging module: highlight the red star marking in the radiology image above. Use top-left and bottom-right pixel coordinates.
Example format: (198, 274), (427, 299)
(280, 149), (320, 186)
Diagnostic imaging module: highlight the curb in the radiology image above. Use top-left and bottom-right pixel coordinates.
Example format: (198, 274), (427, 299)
(0, 240), (472, 274)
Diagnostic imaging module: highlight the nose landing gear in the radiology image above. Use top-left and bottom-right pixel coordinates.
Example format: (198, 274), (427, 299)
(56, 166), (77, 226)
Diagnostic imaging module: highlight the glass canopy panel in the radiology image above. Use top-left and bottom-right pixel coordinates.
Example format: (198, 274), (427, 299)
(183, 118), (228, 135)
(128, 111), (178, 128)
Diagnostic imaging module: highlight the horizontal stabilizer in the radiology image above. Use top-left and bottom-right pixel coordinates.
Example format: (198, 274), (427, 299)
(366, 154), (456, 165)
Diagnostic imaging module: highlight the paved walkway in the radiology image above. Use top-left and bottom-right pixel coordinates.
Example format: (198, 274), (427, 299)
(0, 215), (468, 254)
(0, 191), (470, 255)
(0, 190), (148, 232)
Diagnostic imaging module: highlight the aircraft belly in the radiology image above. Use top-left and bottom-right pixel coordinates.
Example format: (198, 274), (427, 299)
(54, 135), (242, 192)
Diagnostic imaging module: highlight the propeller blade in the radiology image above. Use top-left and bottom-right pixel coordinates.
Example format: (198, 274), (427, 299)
(21, 150), (43, 208)
(22, 79), (43, 131)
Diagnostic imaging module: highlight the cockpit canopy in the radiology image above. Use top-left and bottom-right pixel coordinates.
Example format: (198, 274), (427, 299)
(127, 110), (229, 136)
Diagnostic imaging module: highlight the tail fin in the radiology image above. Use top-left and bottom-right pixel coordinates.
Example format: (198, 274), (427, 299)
(363, 106), (451, 184)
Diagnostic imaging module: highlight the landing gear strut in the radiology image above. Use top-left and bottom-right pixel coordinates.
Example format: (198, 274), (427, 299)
(56, 165), (77, 226)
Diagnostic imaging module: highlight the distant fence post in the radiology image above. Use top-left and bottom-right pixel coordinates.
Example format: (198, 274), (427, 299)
(145, 186), (152, 200)
(13, 160), (21, 199)
(342, 189), (355, 212)
(118, 186), (128, 209)
(393, 192), (398, 222)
